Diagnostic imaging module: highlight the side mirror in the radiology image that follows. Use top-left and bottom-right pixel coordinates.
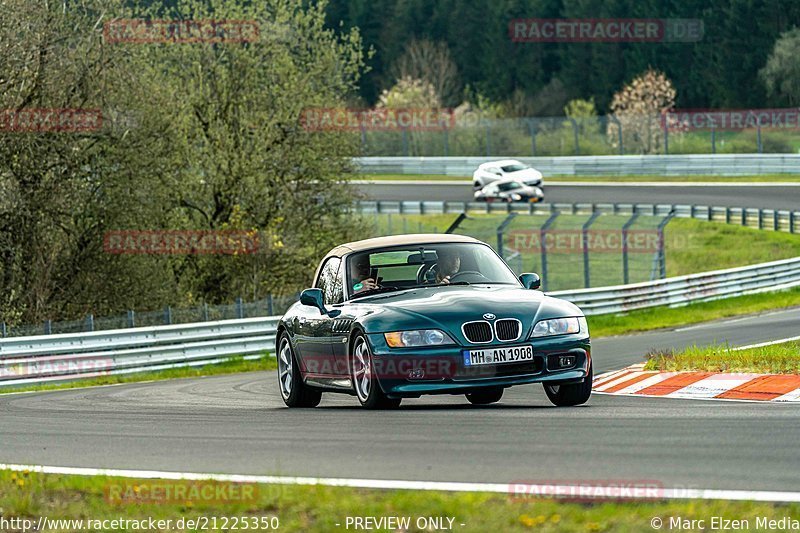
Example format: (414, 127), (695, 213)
(520, 273), (541, 290)
(300, 288), (327, 314)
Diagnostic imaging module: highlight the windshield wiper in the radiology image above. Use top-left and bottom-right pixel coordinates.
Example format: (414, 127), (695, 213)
(413, 281), (471, 288)
(350, 285), (403, 299)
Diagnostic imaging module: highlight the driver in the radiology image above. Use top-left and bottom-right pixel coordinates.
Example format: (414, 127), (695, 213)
(350, 253), (378, 294)
(436, 249), (461, 284)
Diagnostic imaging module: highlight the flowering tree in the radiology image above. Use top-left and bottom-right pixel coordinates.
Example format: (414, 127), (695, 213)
(607, 69), (677, 154)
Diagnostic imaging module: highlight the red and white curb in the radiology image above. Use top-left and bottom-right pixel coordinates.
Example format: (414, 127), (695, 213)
(593, 364), (800, 402)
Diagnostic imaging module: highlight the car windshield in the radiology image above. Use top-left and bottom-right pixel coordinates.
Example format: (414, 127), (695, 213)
(497, 181), (523, 191)
(501, 164), (528, 172)
(346, 242), (520, 298)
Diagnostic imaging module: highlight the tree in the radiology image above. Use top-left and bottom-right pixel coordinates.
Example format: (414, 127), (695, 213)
(760, 28), (800, 106)
(377, 77), (441, 109)
(389, 38), (461, 107)
(607, 69), (677, 154)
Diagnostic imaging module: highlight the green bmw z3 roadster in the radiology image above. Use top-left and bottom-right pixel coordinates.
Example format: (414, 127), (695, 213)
(277, 234), (591, 409)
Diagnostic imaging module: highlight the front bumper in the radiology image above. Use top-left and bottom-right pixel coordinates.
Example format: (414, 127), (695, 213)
(366, 333), (590, 398)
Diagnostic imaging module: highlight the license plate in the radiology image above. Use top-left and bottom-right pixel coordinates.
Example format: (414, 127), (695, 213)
(463, 345), (534, 366)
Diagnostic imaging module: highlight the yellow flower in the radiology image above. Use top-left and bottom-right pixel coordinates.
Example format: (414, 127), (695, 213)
(16, 479), (25, 488)
(551, 514), (561, 524)
(10, 473), (17, 482)
(586, 522), (601, 531)
(519, 514), (536, 527)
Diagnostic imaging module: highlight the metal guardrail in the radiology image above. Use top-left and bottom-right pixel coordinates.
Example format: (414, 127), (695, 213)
(355, 154), (800, 176)
(551, 256), (800, 315)
(0, 317), (279, 388)
(356, 201), (800, 234)
(2, 255), (800, 387)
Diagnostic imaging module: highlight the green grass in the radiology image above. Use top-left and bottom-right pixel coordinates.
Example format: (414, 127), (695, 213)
(358, 173), (800, 182)
(588, 287), (800, 338)
(0, 355), (276, 395)
(644, 341), (800, 374)
(2, 469), (799, 532)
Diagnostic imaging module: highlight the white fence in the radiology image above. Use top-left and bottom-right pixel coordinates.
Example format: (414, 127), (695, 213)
(356, 154), (800, 176)
(1, 256), (799, 387)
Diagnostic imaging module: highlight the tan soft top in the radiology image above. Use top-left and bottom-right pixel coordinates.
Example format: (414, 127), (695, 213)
(311, 234), (486, 287)
(325, 233), (481, 258)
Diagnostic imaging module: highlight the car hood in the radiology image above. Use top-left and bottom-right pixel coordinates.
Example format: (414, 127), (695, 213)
(352, 285), (581, 339)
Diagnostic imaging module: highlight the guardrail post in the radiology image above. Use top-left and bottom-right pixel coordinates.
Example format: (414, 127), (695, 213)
(582, 209), (602, 288)
(496, 213), (518, 258)
(267, 295), (274, 316)
(0, 322), (5, 338)
(773, 211), (779, 232)
(443, 128), (449, 156)
(569, 118), (580, 155)
(608, 115), (625, 155)
(741, 208), (747, 227)
(656, 210), (676, 279)
(791, 212), (796, 234)
(485, 124), (491, 157)
(756, 121), (763, 154)
(236, 297), (244, 319)
(539, 211), (560, 291)
(202, 303), (209, 321)
(84, 314), (94, 332)
(127, 310), (135, 328)
(360, 124), (367, 153)
(528, 119), (537, 156)
(44, 320), (52, 335)
(711, 126), (716, 154)
(758, 209), (763, 230)
(164, 306), (172, 325)
(622, 213), (640, 284)
(402, 127), (409, 156)
(725, 206), (731, 225)
(663, 119), (669, 154)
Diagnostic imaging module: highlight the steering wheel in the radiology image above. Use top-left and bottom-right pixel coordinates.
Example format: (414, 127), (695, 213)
(446, 270), (488, 283)
(416, 263), (438, 284)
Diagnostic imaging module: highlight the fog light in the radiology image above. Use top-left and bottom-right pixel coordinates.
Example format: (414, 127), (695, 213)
(558, 355), (576, 368)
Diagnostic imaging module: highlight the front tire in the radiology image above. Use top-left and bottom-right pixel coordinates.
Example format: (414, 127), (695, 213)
(277, 333), (322, 408)
(350, 334), (401, 410)
(544, 363), (592, 407)
(466, 387), (504, 405)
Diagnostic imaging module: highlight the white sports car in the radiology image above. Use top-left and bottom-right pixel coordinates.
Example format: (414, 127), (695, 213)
(472, 159), (543, 189)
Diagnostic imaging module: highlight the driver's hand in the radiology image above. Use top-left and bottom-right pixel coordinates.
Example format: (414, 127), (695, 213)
(361, 277), (378, 291)
(440, 275), (451, 285)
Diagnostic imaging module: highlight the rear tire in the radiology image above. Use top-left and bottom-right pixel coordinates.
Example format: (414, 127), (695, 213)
(466, 387), (504, 405)
(350, 334), (401, 410)
(277, 333), (322, 408)
(543, 363), (592, 407)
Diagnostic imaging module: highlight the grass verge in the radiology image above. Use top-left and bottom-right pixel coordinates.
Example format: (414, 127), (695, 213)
(2, 469), (799, 532)
(587, 287), (800, 338)
(358, 173), (800, 183)
(0, 355), (276, 395)
(644, 341), (800, 374)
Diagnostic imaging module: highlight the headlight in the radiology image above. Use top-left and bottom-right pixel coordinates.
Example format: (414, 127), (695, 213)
(384, 329), (455, 348)
(532, 317), (581, 337)
(511, 193), (522, 201)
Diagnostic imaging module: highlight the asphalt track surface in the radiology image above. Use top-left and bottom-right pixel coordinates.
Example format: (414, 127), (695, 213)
(1, 307), (799, 492)
(360, 182), (800, 211)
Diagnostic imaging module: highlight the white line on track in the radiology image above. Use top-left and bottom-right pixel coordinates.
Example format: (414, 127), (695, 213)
(672, 308), (799, 332)
(732, 335), (800, 350)
(3, 463), (800, 503)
